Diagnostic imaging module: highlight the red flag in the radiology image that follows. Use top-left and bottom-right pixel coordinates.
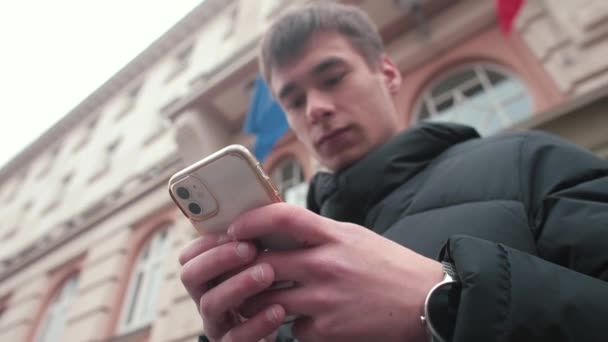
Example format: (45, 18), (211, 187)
(496, 0), (525, 34)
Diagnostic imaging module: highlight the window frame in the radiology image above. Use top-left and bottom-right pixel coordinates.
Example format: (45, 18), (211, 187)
(270, 156), (307, 207)
(114, 83), (143, 122)
(411, 62), (533, 135)
(72, 117), (99, 154)
(34, 274), (79, 342)
(0, 294), (10, 324)
(164, 42), (194, 83)
(118, 226), (170, 333)
(270, 157), (305, 198)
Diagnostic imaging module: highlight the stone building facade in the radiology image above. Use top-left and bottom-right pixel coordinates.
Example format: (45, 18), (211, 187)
(0, 1), (607, 341)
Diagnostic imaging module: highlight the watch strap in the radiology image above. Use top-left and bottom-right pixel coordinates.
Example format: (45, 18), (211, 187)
(421, 262), (460, 342)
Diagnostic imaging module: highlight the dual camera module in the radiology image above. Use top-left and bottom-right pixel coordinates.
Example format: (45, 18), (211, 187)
(176, 186), (203, 215)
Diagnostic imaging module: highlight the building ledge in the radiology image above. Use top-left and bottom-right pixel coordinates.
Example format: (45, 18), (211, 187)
(509, 83), (608, 131)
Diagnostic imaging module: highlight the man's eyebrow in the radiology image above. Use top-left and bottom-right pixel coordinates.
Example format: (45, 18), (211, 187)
(312, 57), (344, 76)
(277, 57), (345, 101)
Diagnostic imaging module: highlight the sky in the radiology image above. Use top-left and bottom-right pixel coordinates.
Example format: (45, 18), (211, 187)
(0, 0), (202, 169)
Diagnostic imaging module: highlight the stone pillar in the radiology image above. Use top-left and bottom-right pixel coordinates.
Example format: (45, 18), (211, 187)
(63, 226), (130, 341)
(0, 278), (44, 341)
(149, 217), (204, 342)
(173, 108), (232, 164)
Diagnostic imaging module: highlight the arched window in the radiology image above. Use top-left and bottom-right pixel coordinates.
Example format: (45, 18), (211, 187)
(35, 275), (79, 342)
(413, 63), (533, 135)
(271, 157), (306, 207)
(119, 227), (170, 332)
(0, 294), (11, 333)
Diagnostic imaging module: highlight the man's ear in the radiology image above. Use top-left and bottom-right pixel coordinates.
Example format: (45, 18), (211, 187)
(379, 54), (402, 95)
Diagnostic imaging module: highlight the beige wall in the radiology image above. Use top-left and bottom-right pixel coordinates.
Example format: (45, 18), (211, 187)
(517, 0), (608, 95)
(0, 1), (301, 340)
(1, 0), (608, 341)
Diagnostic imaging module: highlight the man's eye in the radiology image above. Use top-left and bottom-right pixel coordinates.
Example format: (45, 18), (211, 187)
(324, 73), (345, 87)
(290, 96), (305, 110)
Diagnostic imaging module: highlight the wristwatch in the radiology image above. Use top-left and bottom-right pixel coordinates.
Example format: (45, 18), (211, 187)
(420, 262), (460, 342)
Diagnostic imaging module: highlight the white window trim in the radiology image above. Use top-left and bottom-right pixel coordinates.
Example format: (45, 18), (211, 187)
(271, 157), (306, 207)
(36, 275), (79, 342)
(411, 63), (533, 134)
(119, 228), (169, 333)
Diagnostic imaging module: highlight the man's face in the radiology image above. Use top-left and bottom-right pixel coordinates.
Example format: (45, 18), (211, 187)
(269, 32), (402, 172)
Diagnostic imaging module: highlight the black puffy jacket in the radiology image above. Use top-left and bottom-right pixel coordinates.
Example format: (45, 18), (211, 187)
(303, 122), (608, 341)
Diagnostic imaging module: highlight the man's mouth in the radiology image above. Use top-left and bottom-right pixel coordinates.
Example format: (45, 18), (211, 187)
(315, 126), (351, 148)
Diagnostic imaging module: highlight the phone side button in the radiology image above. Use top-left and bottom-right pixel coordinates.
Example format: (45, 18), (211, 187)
(266, 177), (282, 200)
(256, 163), (265, 174)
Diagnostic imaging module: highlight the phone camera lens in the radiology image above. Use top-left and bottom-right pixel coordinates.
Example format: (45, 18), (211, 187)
(176, 187), (190, 199)
(188, 202), (202, 215)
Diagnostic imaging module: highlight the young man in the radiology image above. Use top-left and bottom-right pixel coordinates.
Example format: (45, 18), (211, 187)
(179, 3), (608, 341)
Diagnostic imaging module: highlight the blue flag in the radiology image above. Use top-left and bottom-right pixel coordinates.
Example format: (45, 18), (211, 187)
(243, 75), (289, 162)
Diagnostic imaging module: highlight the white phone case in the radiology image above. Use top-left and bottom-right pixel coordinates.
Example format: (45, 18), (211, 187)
(168, 145), (298, 250)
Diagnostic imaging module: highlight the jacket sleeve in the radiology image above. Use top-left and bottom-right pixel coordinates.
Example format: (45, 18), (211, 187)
(443, 132), (608, 342)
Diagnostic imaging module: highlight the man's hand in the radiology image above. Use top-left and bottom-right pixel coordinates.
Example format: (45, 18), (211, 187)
(179, 234), (285, 341)
(233, 203), (444, 342)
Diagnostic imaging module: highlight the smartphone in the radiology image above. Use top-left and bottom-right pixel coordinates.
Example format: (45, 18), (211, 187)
(168, 144), (299, 250)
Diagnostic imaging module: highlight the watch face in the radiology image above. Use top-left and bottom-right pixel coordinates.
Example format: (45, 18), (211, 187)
(427, 281), (459, 342)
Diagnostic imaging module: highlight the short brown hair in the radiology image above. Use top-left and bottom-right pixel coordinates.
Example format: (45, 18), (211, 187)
(259, 1), (384, 85)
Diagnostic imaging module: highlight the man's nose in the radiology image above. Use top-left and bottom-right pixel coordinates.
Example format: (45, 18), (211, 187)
(306, 90), (334, 124)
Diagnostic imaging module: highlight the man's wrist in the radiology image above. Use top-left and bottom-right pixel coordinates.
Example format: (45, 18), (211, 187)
(412, 261), (445, 342)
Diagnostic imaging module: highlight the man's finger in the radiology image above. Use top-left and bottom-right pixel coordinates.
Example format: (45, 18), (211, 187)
(180, 241), (257, 311)
(229, 203), (335, 246)
(178, 234), (232, 266)
(200, 263), (275, 328)
(239, 285), (322, 318)
(256, 248), (318, 283)
(223, 305), (285, 342)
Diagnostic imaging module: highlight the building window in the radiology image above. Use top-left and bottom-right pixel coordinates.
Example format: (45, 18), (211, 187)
(223, 6), (239, 39)
(1, 227), (17, 242)
(1, 177), (20, 204)
(165, 44), (194, 83)
(0, 294), (10, 326)
(413, 64), (533, 135)
(0, 302), (5, 322)
(115, 84), (142, 121)
(35, 275), (79, 342)
(72, 118), (98, 153)
(119, 227), (170, 332)
(87, 136), (122, 184)
(271, 157), (307, 207)
(106, 137), (122, 154)
(61, 172), (73, 186)
(22, 200), (32, 210)
(36, 147), (61, 180)
(41, 200), (60, 217)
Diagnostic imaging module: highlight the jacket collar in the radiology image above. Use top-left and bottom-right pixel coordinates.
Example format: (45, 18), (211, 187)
(306, 123), (480, 225)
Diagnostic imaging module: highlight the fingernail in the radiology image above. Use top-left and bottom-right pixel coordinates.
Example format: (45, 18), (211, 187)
(266, 306), (280, 324)
(236, 243), (250, 259)
(217, 235), (232, 244)
(252, 265), (265, 283)
(227, 224), (235, 236)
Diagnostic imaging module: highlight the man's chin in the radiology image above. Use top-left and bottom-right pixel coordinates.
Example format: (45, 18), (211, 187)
(321, 154), (360, 173)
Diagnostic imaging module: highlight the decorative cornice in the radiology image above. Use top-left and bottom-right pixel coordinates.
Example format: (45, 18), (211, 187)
(0, 154), (184, 282)
(167, 37), (260, 120)
(0, 0), (232, 181)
